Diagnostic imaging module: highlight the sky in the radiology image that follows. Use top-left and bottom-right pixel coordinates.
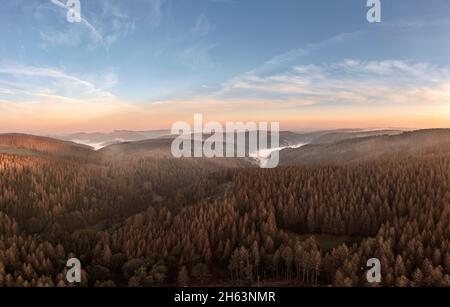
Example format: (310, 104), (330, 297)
(0, 0), (450, 133)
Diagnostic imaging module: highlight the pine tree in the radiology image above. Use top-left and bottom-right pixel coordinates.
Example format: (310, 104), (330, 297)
(177, 266), (190, 287)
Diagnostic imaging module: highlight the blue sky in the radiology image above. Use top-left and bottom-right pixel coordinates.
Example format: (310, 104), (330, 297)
(1, 0), (450, 132)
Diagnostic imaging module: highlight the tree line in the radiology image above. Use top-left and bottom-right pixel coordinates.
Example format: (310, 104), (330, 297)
(0, 150), (448, 287)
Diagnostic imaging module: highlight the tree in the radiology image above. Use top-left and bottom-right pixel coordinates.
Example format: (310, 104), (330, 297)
(177, 266), (190, 287)
(281, 246), (293, 281)
(412, 268), (423, 287)
(191, 263), (210, 284)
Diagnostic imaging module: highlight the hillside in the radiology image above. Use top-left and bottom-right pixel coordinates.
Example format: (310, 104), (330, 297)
(0, 129), (448, 287)
(0, 133), (99, 163)
(279, 129), (404, 146)
(52, 130), (171, 149)
(307, 129), (403, 144)
(99, 137), (254, 169)
(280, 129), (450, 166)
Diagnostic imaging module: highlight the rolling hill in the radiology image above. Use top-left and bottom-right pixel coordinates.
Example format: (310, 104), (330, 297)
(51, 130), (172, 150)
(279, 129), (450, 166)
(0, 133), (100, 163)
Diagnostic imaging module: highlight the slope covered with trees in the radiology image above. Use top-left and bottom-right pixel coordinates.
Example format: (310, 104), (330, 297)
(0, 134), (100, 163)
(280, 129), (450, 166)
(0, 132), (448, 287)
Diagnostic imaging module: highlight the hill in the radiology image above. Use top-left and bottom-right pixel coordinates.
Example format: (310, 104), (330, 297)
(51, 130), (172, 150)
(99, 137), (254, 169)
(0, 133), (99, 163)
(280, 129), (450, 166)
(0, 129), (448, 287)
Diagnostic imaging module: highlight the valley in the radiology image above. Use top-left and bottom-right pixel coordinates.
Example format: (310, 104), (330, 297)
(0, 129), (448, 287)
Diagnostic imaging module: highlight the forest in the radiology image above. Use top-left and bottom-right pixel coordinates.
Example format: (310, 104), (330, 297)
(0, 130), (448, 287)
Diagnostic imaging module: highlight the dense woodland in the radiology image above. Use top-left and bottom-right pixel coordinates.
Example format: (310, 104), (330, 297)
(0, 132), (448, 287)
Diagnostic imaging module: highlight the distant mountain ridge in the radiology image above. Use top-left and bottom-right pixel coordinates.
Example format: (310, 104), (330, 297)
(51, 130), (172, 149)
(280, 129), (450, 166)
(3, 129), (450, 168)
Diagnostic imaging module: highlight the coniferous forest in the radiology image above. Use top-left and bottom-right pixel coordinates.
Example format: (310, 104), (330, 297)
(0, 130), (449, 287)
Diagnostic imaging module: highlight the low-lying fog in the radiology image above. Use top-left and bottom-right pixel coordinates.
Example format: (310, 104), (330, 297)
(250, 144), (306, 167)
(71, 139), (128, 151)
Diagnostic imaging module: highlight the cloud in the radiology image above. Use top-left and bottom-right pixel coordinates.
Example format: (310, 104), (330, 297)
(2, 60), (450, 133)
(0, 64), (132, 133)
(192, 13), (213, 36)
(214, 59), (450, 107)
(0, 64), (117, 101)
(148, 0), (166, 26)
(39, 27), (82, 48)
(126, 59), (450, 131)
(248, 31), (362, 77)
(176, 43), (218, 70)
(97, 0), (136, 46)
(49, 0), (105, 45)
(40, 0), (137, 50)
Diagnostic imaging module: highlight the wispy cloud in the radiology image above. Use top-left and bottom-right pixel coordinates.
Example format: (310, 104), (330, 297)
(176, 43), (218, 70)
(39, 0), (137, 50)
(148, 0), (167, 27)
(0, 63), (131, 133)
(39, 27), (82, 48)
(246, 31), (362, 77)
(49, 0), (105, 45)
(0, 64), (117, 101)
(2, 59), (449, 133)
(192, 13), (213, 36)
(215, 59), (450, 107)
